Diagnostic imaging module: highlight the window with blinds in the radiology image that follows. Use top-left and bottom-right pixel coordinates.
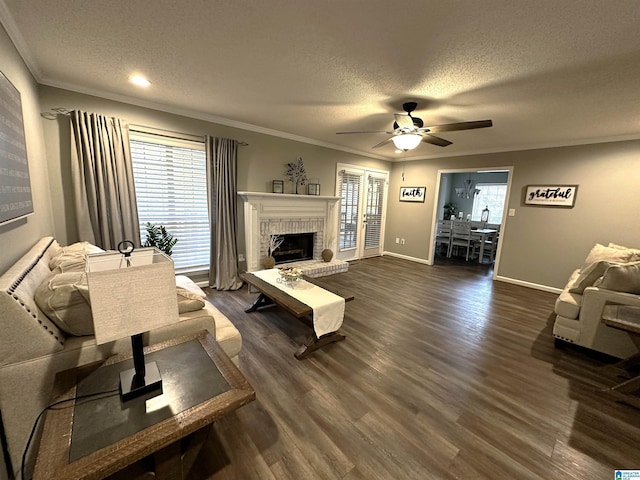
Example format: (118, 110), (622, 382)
(338, 170), (361, 251)
(130, 131), (210, 273)
(471, 183), (507, 223)
(364, 175), (385, 248)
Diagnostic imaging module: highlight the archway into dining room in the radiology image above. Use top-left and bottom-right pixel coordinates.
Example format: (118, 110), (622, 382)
(429, 166), (514, 276)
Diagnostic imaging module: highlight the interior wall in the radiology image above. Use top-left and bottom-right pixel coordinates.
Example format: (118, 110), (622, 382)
(38, 85), (390, 254)
(384, 141), (640, 289)
(0, 25), (54, 273)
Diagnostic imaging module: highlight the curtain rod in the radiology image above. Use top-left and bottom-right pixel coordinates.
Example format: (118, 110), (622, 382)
(40, 107), (71, 119)
(40, 108), (248, 146)
(130, 125), (248, 146)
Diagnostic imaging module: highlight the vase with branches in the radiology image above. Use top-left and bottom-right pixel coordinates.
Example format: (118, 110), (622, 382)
(262, 234), (284, 269)
(285, 157), (308, 194)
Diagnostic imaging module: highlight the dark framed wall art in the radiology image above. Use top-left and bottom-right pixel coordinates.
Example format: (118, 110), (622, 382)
(524, 185), (578, 207)
(0, 71), (33, 224)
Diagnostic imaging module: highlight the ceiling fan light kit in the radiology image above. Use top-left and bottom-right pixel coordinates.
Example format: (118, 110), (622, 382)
(392, 133), (423, 151)
(336, 102), (493, 151)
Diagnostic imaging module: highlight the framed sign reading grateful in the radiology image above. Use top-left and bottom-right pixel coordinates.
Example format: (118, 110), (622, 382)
(524, 185), (578, 207)
(399, 186), (426, 203)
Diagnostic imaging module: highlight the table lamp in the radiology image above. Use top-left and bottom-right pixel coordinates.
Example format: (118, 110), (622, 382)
(86, 241), (179, 402)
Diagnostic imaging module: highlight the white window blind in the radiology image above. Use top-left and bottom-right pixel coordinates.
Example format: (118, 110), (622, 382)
(130, 131), (210, 273)
(472, 183), (507, 223)
(338, 170), (361, 251)
(364, 175), (385, 248)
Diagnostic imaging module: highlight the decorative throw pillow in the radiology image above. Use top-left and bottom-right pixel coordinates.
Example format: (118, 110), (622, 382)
(608, 242), (640, 262)
(49, 241), (104, 272)
(594, 261), (640, 294)
(176, 287), (206, 314)
(568, 260), (614, 294)
(175, 275), (207, 298)
(582, 243), (634, 268)
(35, 272), (94, 336)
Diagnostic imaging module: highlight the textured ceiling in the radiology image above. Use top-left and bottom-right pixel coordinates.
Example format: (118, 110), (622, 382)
(2, 0), (640, 161)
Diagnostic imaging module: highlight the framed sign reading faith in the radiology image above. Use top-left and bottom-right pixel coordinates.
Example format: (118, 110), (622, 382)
(0, 71), (33, 224)
(525, 185), (578, 207)
(399, 186), (426, 203)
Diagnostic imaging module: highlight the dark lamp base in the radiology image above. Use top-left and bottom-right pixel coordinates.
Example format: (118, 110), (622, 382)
(119, 361), (163, 402)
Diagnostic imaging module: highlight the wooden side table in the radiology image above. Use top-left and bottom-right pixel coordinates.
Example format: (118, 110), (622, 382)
(34, 331), (255, 479)
(602, 305), (640, 408)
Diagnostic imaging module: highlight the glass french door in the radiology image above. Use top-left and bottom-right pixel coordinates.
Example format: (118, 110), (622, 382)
(336, 165), (388, 261)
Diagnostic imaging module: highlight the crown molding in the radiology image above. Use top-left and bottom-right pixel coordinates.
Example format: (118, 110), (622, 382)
(39, 77), (392, 163)
(0, 0), (42, 80)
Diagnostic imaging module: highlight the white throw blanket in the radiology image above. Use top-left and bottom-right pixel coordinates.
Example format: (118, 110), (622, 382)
(252, 269), (345, 337)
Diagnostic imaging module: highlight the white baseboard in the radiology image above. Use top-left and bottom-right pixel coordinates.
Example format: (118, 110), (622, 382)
(380, 252), (561, 294)
(493, 275), (562, 294)
(381, 251), (432, 265)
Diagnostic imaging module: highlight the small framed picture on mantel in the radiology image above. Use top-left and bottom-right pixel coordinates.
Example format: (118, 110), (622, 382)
(308, 183), (320, 195)
(272, 180), (284, 193)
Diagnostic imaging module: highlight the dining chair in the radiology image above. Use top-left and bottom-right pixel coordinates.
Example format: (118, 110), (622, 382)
(435, 220), (452, 256)
(476, 231), (498, 263)
(449, 221), (478, 261)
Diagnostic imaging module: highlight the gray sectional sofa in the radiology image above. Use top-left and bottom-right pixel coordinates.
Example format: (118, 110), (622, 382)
(0, 237), (242, 480)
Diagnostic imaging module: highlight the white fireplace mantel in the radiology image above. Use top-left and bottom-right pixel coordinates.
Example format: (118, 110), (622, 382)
(238, 192), (340, 272)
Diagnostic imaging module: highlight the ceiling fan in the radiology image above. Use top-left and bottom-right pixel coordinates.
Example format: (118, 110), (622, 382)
(336, 102), (493, 150)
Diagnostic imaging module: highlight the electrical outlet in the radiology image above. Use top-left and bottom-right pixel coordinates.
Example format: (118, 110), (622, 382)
(400, 238), (406, 245)
(395, 237), (400, 244)
(238, 253), (245, 261)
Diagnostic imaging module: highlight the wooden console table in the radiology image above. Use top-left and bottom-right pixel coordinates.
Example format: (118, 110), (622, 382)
(34, 331), (255, 479)
(240, 271), (354, 359)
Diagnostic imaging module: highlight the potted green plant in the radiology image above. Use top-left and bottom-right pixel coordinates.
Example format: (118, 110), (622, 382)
(142, 223), (178, 256)
(443, 202), (457, 220)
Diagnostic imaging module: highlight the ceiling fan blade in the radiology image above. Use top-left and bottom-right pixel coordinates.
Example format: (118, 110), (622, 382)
(371, 137), (394, 149)
(336, 130), (394, 135)
(422, 119), (493, 133)
(394, 114), (415, 130)
(422, 134), (452, 147)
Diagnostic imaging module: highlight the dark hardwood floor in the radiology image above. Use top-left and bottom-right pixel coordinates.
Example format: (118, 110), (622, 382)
(192, 255), (640, 479)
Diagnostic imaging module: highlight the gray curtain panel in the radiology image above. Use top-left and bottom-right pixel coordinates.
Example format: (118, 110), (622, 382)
(70, 111), (140, 250)
(206, 136), (243, 290)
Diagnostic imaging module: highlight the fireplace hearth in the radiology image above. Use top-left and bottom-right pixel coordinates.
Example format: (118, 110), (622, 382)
(272, 233), (314, 264)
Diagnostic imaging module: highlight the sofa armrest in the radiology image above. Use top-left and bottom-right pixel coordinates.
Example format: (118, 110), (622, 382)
(579, 286), (640, 350)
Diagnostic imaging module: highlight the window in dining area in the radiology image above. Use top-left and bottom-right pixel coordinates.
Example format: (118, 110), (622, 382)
(471, 183), (507, 223)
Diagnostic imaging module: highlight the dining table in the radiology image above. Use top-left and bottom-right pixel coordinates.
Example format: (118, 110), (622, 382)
(471, 228), (498, 263)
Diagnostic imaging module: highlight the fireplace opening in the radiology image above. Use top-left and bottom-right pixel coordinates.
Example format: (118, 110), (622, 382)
(272, 233), (314, 264)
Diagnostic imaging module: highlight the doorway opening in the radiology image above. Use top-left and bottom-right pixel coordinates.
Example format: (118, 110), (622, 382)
(430, 167), (513, 274)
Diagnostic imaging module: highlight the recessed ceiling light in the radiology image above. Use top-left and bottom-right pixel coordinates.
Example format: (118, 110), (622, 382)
(129, 75), (151, 87)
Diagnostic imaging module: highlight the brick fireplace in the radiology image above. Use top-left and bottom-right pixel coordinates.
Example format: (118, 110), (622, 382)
(238, 192), (347, 276)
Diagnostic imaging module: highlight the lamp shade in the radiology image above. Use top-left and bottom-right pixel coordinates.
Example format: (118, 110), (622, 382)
(86, 248), (178, 345)
(391, 134), (423, 150)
